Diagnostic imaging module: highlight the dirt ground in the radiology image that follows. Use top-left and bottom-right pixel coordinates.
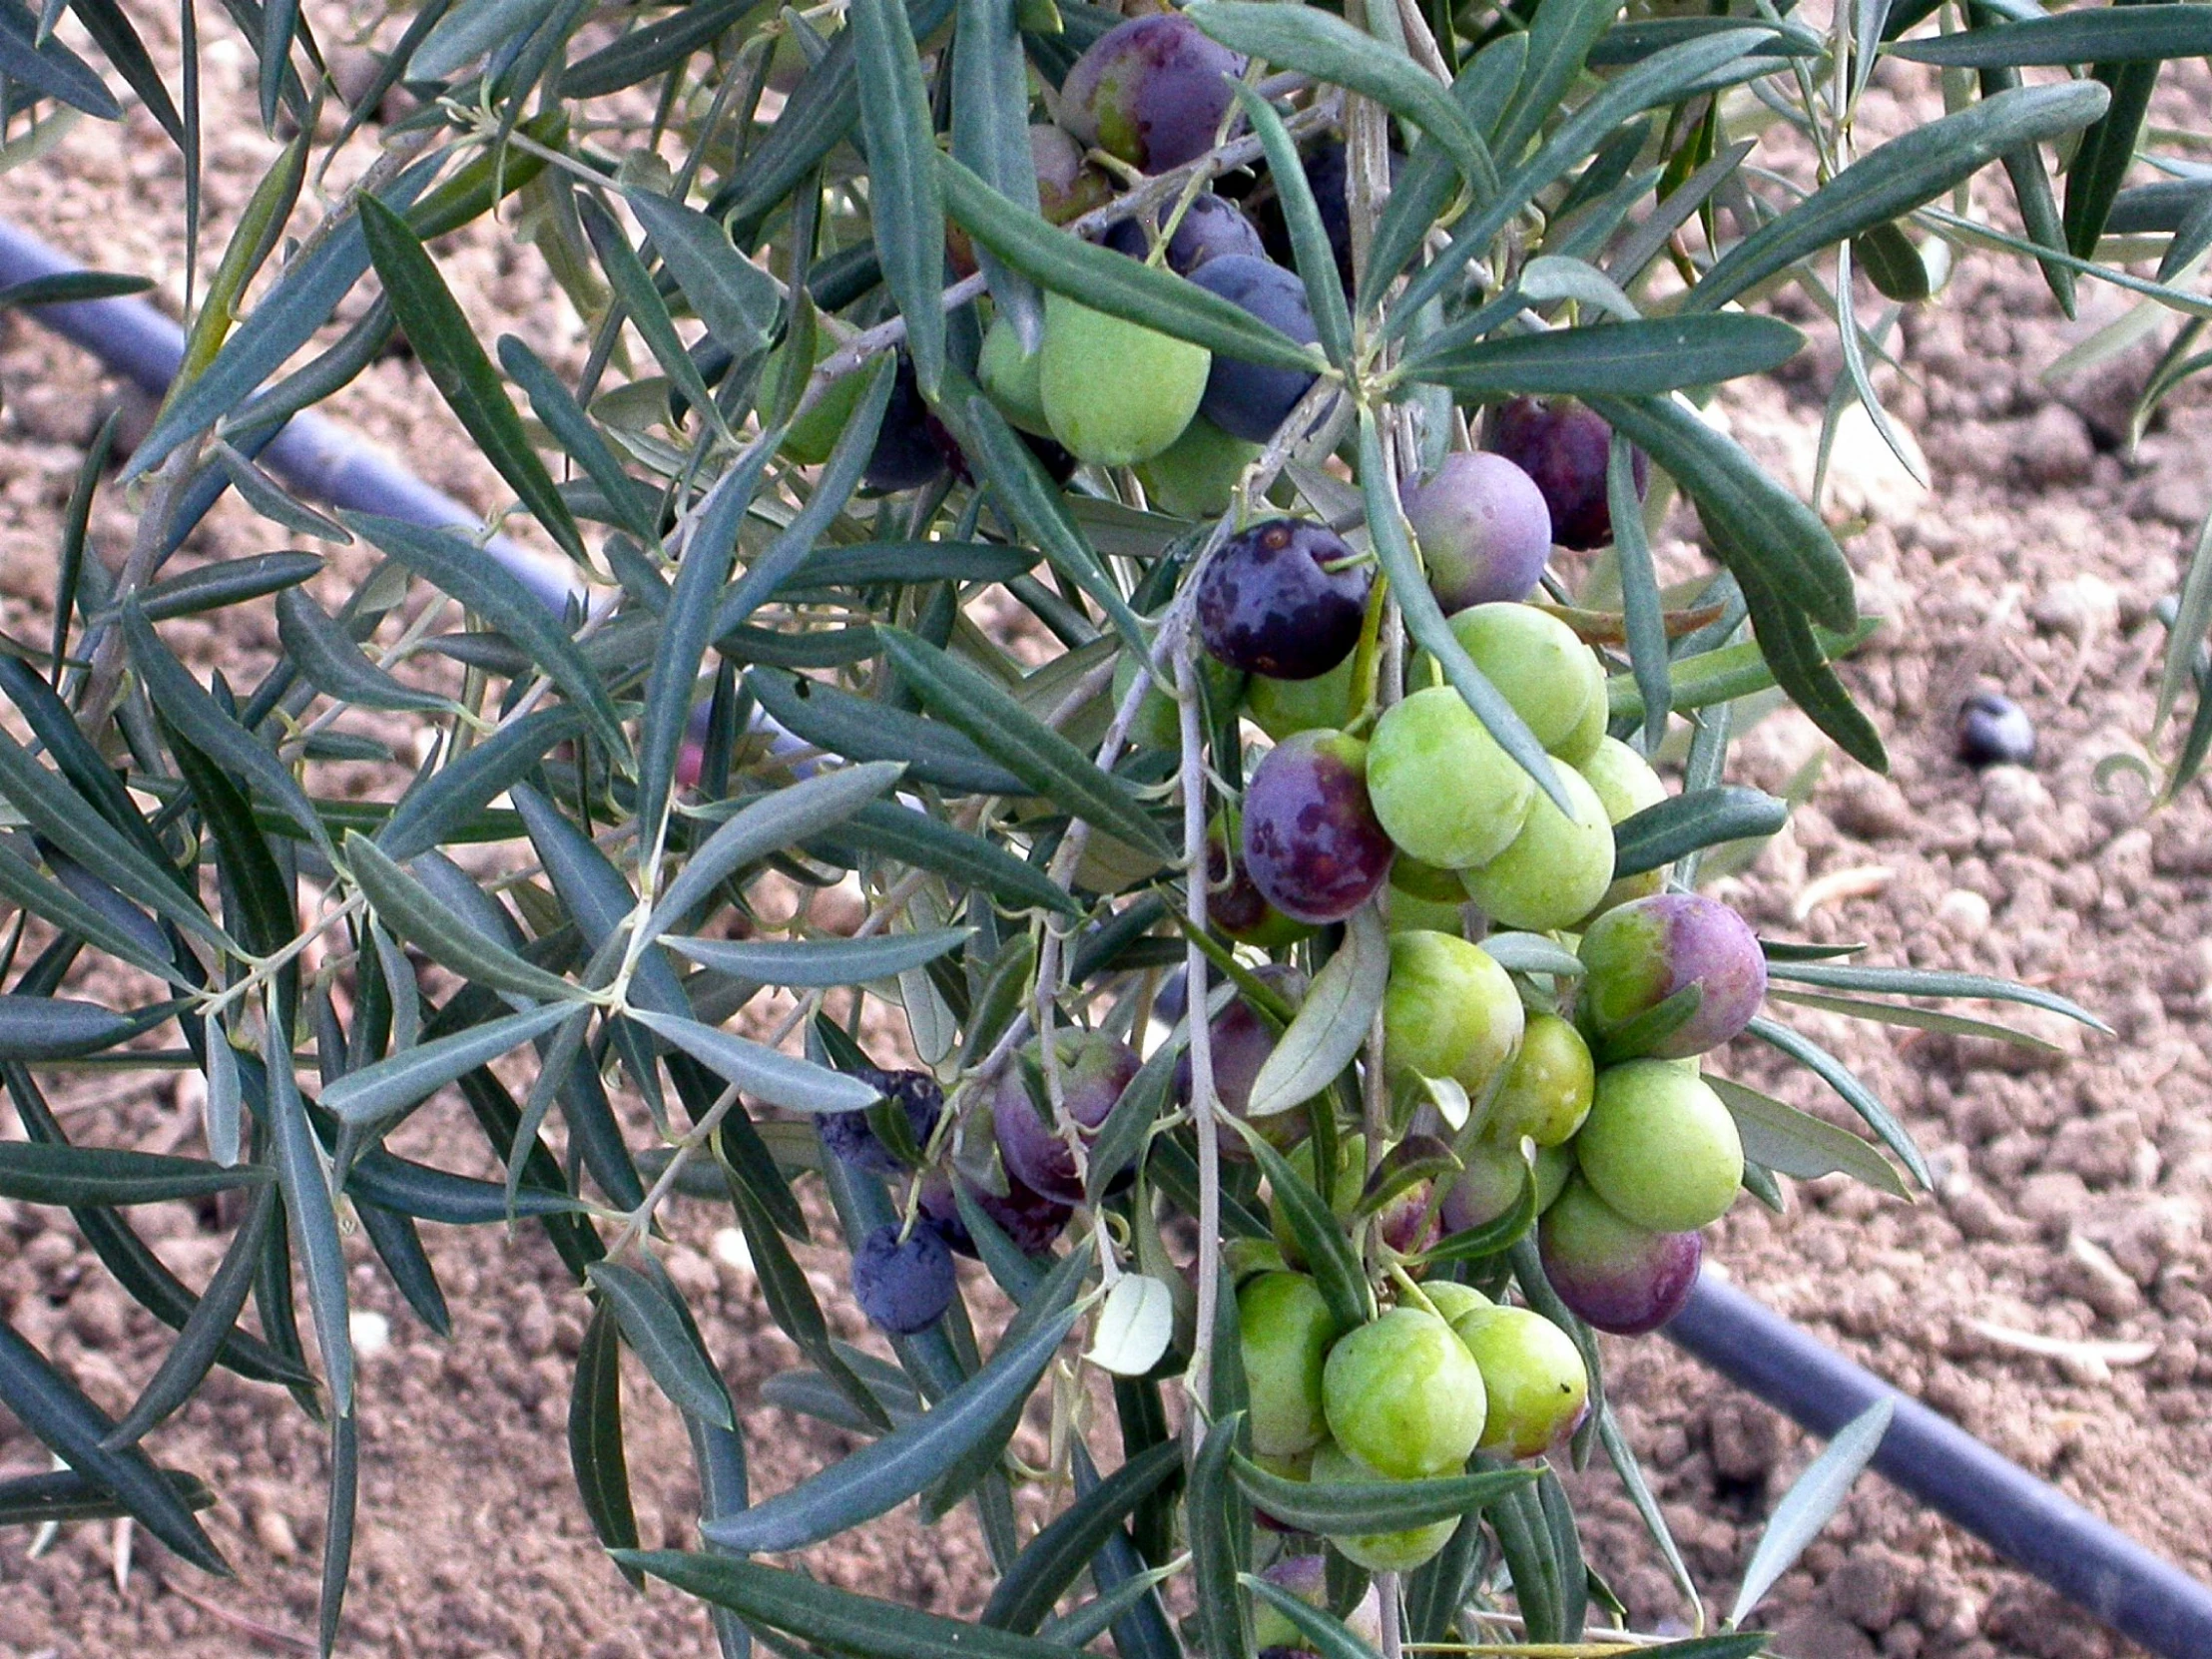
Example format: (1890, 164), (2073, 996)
(2, 10), (2212, 1659)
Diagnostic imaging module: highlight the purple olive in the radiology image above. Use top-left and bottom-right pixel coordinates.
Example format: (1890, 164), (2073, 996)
(917, 1169), (1073, 1259)
(1176, 964), (1312, 1155)
(818, 1066), (942, 1176)
(1576, 893), (1768, 1060)
(864, 352), (952, 492)
(992, 1030), (1143, 1203)
(1401, 452), (1553, 609)
(1487, 397), (1647, 551)
(1537, 1178), (1700, 1336)
(1187, 256), (1322, 443)
(1104, 192), (1268, 274)
(1206, 811), (1315, 948)
(1060, 14), (1246, 175)
(950, 126), (1113, 276)
(1197, 517), (1372, 681)
(1957, 691), (2034, 768)
(1241, 729), (1395, 924)
(852, 1221), (957, 1335)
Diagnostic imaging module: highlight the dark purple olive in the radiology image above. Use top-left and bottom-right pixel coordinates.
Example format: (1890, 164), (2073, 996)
(1187, 256), (1322, 443)
(852, 1221), (957, 1335)
(818, 1066), (943, 1176)
(1175, 964), (1311, 1156)
(917, 1169), (1073, 1259)
(864, 352), (952, 492)
(1957, 691), (2034, 768)
(1538, 1179), (1701, 1336)
(1241, 729), (1394, 924)
(992, 1030), (1143, 1203)
(1259, 138), (1402, 292)
(1197, 517), (1372, 681)
(1024, 430), (1079, 485)
(1487, 397), (1646, 552)
(1400, 452), (1553, 609)
(1205, 810), (1313, 947)
(1060, 14), (1247, 175)
(1104, 192), (1269, 275)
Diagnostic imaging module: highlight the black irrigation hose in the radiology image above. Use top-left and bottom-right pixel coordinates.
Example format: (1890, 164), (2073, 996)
(10, 212), (2212, 1659)
(1668, 1273), (2212, 1659)
(0, 219), (580, 615)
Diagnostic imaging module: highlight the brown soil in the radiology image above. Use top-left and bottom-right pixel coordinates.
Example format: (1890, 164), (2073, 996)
(2, 14), (2211, 1659)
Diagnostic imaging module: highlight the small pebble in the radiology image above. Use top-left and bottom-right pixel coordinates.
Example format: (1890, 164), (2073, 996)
(1957, 692), (2035, 768)
(348, 1310), (390, 1356)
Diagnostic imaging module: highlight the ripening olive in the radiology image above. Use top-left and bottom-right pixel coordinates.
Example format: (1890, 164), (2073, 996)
(1459, 763), (1614, 933)
(1241, 730), (1395, 924)
(1576, 892), (1768, 1059)
(1039, 292), (1210, 467)
(1573, 1059), (1743, 1233)
(1322, 1308), (1487, 1478)
(1485, 1013), (1595, 1147)
(1447, 1304), (1590, 1458)
(1366, 685), (1535, 869)
(1538, 1177), (1701, 1336)
(1382, 930), (1523, 1096)
(1402, 451), (1553, 610)
(1060, 13), (1247, 174)
(1239, 1271), (1342, 1457)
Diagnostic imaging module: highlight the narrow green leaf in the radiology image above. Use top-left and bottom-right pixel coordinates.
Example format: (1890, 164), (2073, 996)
(1687, 81), (2111, 313)
(1766, 986), (2059, 1049)
(577, 194), (721, 423)
(618, 1553), (1087, 1659)
(1731, 561), (1889, 772)
(0, 995), (166, 1061)
(1241, 1575), (1380, 1659)
(569, 1302), (643, 1577)
(711, 357), (894, 640)
(697, 1304), (1077, 1551)
(639, 436), (783, 847)
(498, 335), (659, 543)
(323, 1002), (577, 1132)
(1191, 1411), (1253, 1659)
(343, 833), (581, 1004)
(1610, 787), (1788, 877)
(849, 0), (947, 394)
(0, 842), (183, 984)
(1230, 83), (1352, 369)
(650, 761), (906, 936)
(559, 0), (752, 95)
(377, 706), (584, 860)
(1704, 1074), (1909, 1198)
(626, 1009), (883, 1113)
(1189, 3), (1494, 201)
(1403, 314), (1803, 400)
(746, 666), (1028, 796)
(1491, 0), (1617, 160)
(126, 602), (334, 856)
(0, 0), (120, 116)
(626, 189), (784, 362)
(1231, 1453), (1533, 1534)
(1231, 1121), (1369, 1333)
(1245, 904), (1386, 1119)
(341, 514), (628, 761)
(0, 1466), (215, 1527)
(668, 928), (971, 989)
(940, 386), (1155, 664)
(880, 628), (1175, 857)
(0, 1314), (226, 1572)
(1364, 33), (1525, 308)
(1730, 1399), (1892, 1626)
(1760, 958), (2109, 1030)
(952, 0), (1043, 344)
(0, 1142), (270, 1207)
(357, 198), (587, 568)
(277, 588), (453, 715)
(1746, 1015), (1930, 1189)
(265, 1020), (353, 1418)
(1491, 1476), (1566, 1642)
(117, 549), (326, 621)
(589, 1261), (736, 1429)
(1583, 394), (1855, 636)
(809, 800), (1084, 917)
(941, 152), (1325, 372)
(1894, 5), (2212, 66)
(1360, 410), (1570, 813)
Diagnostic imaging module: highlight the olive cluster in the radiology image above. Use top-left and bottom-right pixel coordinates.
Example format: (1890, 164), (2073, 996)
(1239, 1272), (1586, 1573)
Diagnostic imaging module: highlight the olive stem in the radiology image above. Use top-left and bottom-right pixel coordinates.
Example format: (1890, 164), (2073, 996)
(1176, 628), (1225, 1417)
